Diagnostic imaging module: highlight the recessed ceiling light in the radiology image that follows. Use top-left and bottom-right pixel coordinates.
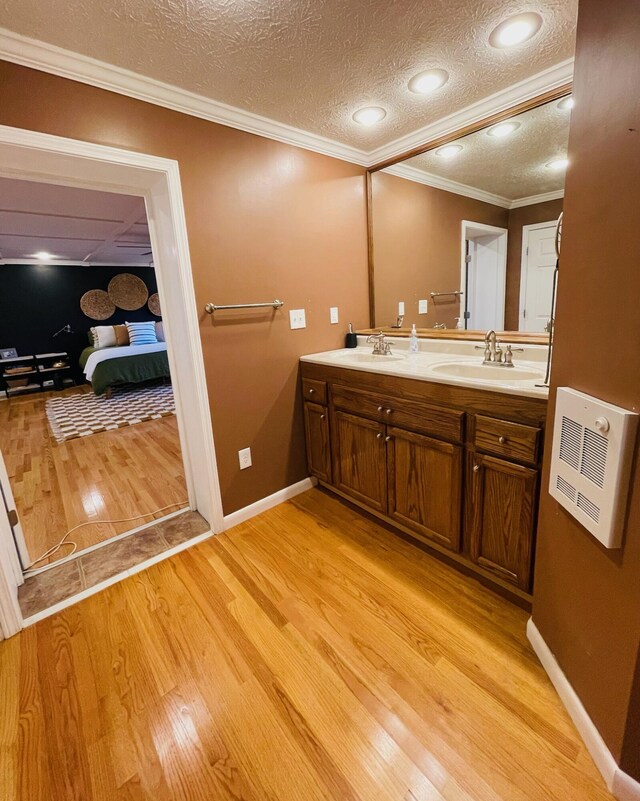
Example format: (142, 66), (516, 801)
(408, 69), (449, 95)
(487, 121), (520, 138)
(489, 13), (543, 48)
(558, 96), (575, 111)
(547, 158), (569, 171)
(33, 251), (55, 260)
(352, 106), (387, 126)
(436, 144), (463, 159)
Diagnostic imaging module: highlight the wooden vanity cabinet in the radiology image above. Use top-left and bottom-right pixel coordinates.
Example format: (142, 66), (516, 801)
(301, 362), (546, 603)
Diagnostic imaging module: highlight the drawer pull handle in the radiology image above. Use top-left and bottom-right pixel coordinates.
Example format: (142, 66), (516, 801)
(320, 414), (326, 420)
(498, 435), (507, 444)
(377, 406), (384, 412)
(473, 464), (481, 473)
(308, 388), (315, 394)
(385, 408), (393, 415)
(376, 432), (383, 439)
(385, 435), (392, 442)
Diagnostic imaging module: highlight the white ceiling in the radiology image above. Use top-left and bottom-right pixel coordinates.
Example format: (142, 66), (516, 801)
(0, 0), (577, 152)
(400, 96), (570, 202)
(0, 178), (152, 265)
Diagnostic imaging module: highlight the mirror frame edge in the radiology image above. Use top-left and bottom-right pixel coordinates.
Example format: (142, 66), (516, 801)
(365, 81), (573, 334)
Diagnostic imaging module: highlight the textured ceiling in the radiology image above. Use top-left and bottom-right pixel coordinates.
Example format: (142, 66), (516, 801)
(0, 0), (577, 150)
(400, 97), (570, 199)
(0, 178), (151, 264)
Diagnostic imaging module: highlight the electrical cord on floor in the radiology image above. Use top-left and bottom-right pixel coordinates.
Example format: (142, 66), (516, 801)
(23, 500), (189, 572)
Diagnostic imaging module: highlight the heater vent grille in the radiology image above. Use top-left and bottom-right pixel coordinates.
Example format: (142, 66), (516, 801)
(549, 388), (638, 549)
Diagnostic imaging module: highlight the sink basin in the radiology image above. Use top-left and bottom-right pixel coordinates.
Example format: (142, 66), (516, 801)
(430, 361), (543, 382)
(338, 352), (406, 364)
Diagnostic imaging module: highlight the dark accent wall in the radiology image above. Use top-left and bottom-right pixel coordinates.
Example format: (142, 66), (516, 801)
(532, 0), (640, 779)
(0, 264), (158, 380)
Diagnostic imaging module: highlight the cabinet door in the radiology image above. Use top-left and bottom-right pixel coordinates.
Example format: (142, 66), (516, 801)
(332, 410), (387, 512)
(387, 426), (462, 551)
(467, 453), (538, 591)
(303, 402), (332, 483)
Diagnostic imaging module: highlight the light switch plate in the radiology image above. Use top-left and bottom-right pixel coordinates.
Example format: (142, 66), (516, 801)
(329, 306), (339, 324)
(238, 447), (252, 470)
(398, 301), (405, 315)
(289, 309), (306, 329)
(418, 299), (428, 314)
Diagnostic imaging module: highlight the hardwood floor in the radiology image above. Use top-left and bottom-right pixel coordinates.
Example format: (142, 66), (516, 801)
(0, 488), (613, 801)
(0, 387), (188, 566)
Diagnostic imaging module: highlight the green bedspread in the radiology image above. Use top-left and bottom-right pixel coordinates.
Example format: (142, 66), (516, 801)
(79, 346), (171, 396)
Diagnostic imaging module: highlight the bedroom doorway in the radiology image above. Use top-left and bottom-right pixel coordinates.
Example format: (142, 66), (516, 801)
(0, 126), (222, 629)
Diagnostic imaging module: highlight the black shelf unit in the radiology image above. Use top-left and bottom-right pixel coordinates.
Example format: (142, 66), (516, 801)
(1, 352), (75, 398)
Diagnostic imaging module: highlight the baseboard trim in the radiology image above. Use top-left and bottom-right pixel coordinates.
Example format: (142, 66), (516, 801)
(223, 477), (317, 530)
(527, 618), (640, 800)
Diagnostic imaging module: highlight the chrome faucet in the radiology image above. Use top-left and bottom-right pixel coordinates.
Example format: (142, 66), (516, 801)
(390, 314), (404, 329)
(476, 329), (524, 367)
(433, 322), (447, 330)
(366, 330), (392, 355)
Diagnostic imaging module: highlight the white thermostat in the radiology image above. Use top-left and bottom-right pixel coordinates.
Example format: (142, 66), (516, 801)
(549, 387), (638, 548)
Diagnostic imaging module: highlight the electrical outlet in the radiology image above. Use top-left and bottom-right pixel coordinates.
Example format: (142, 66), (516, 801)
(398, 301), (405, 315)
(289, 308), (306, 329)
(329, 306), (339, 324)
(238, 447), (252, 470)
(418, 299), (428, 314)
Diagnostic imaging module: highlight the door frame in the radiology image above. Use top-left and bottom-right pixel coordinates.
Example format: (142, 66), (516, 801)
(460, 220), (508, 328)
(0, 124), (224, 632)
(518, 220), (557, 330)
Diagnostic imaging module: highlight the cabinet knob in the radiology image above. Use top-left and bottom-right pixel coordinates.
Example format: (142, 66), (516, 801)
(377, 406), (384, 412)
(498, 435), (506, 444)
(385, 408), (393, 415)
(473, 464), (481, 472)
(320, 414), (326, 420)
(309, 388), (315, 394)
(385, 435), (392, 442)
(376, 432), (383, 439)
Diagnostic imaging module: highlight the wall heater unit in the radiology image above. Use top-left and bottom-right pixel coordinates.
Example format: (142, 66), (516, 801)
(549, 388), (638, 548)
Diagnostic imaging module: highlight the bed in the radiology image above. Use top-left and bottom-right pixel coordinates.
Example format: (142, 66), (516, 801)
(79, 342), (170, 396)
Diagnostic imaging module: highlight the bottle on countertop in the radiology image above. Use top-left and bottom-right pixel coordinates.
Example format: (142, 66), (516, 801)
(409, 323), (419, 354)
(345, 323), (358, 348)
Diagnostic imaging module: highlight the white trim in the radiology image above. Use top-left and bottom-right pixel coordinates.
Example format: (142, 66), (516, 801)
(0, 259), (155, 267)
(0, 27), (368, 167)
(509, 189), (564, 209)
(368, 59), (574, 166)
(0, 27), (572, 168)
(527, 619), (640, 800)
(22, 528), (214, 627)
(223, 477), (316, 530)
(519, 220), (557, 330)
(384, 162), (510, 208)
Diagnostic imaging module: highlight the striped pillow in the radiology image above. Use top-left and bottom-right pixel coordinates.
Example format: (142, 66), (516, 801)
(125, 321), (158, 346)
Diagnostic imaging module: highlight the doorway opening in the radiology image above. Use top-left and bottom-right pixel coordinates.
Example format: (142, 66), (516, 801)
(460, 221), (508, 331)
(519, 220), (558, 332)
(0, 125), (222, 634)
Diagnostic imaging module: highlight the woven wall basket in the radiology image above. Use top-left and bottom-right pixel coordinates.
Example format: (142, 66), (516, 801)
(108, 273), (149, 311)
(148, 292), (161, 316)
(80, 289), (116, 320)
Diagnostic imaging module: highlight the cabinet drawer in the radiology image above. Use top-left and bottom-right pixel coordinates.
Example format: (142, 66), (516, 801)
(302, 378), (327, 405)
(473, 415), (540, 464)
(332, 384), (463, 443)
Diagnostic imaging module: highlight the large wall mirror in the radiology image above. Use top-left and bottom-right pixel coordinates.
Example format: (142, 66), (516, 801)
(368, 89), (571, 337)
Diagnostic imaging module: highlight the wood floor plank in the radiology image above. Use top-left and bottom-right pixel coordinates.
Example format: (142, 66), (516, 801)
(0, 488), (615, 801)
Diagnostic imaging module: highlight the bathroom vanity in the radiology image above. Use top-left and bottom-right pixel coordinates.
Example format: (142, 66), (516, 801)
(301, 338), (548, 604)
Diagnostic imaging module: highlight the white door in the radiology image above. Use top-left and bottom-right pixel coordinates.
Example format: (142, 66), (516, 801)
(0, 451), (24, 637)
(466, 233), (507, 330)
(520, 221), (558, 332)
(0, 450), (30, 572)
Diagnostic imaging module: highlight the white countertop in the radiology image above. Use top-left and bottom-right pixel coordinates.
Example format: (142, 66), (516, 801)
(301, 336), (550, 399)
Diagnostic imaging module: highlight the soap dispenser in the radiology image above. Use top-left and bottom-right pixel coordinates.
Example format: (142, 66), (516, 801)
(409, 323), (419, 354)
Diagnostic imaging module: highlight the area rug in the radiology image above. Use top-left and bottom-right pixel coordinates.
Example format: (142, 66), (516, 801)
(46, 384), (175, 443)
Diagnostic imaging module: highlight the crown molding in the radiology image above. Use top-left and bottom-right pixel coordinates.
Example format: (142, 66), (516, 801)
(0, 27), (370, 166)
(0, 27), (573, 170)
(383, 163), (565, 211)
(366, 58), (574, 167)
(509, 189), (564, 209)
(383, 162), (511, 208)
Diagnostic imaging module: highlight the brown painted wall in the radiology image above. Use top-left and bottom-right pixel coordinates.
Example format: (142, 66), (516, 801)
(0, 61), (370, 514)
(371, 171), (508, 329)
(532, 0), (640, 778)
(504, 198), (564, 330)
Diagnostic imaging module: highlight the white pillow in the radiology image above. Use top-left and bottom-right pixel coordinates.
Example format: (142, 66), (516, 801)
(155, 321), (165, 342)
(91, 325), (117, 349)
